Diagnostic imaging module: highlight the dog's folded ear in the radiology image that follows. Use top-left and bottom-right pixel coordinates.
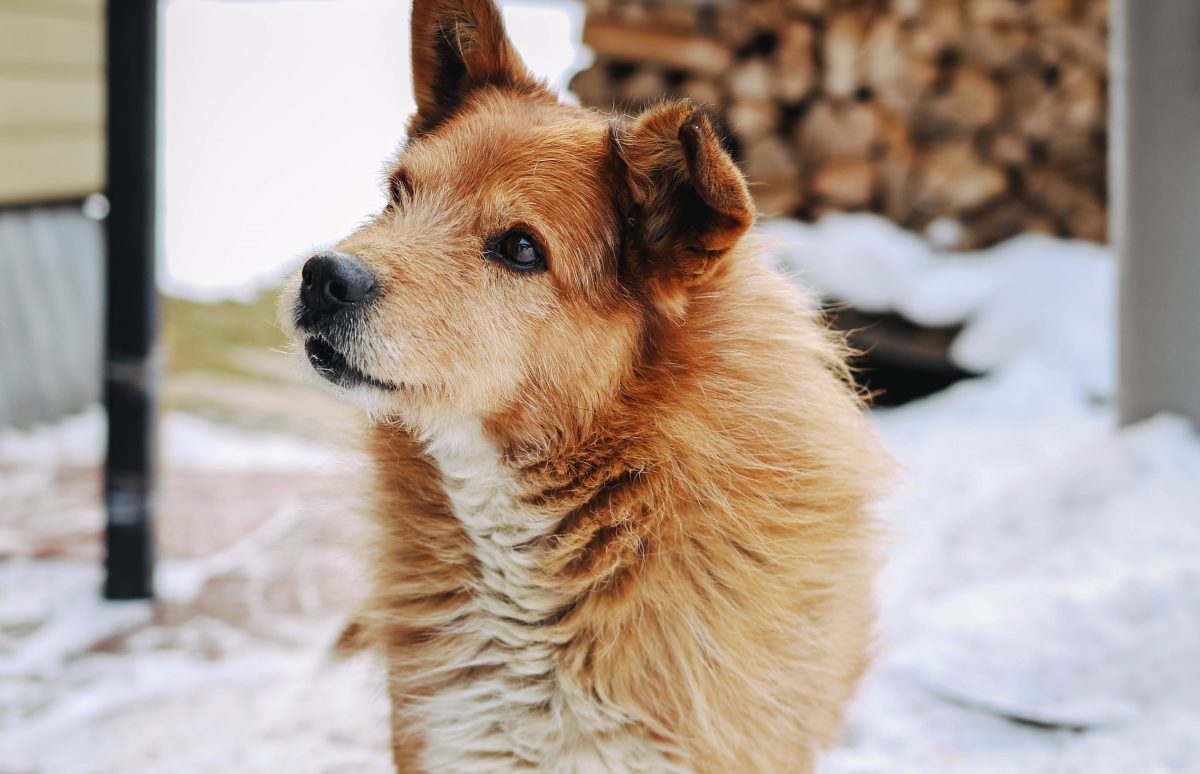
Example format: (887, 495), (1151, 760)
(617, 101), (754, 314)
(409, 0), (536, 135)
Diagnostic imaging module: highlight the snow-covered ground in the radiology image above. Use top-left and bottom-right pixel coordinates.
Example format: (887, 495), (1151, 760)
(767, 216), (1199, 772)
(833, 373), (1200, 772)
(3, 217), (1199, 772)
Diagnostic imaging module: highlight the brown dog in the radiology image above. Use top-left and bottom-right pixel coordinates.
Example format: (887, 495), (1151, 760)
(280, 0), (887, 770)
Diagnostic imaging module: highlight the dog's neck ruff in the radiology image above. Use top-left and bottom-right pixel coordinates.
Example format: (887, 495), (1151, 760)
(412, 417), (685, 773)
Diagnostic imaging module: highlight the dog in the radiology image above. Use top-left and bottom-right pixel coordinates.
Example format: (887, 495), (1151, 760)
(280, 0), (888, 770)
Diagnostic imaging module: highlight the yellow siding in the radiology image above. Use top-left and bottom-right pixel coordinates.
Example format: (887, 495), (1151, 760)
(0, 8), (102, 72)
(0, 136), (104, 203)
(0, 74), (104, 129)
(0, 0), (105, 205)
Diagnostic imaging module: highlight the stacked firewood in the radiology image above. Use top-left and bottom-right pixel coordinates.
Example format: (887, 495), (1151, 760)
(571, 0), (1109, 247)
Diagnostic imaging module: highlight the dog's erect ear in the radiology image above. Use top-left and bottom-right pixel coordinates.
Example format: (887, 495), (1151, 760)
(409, 0), (535, 135)
(617, 101), (754, 308)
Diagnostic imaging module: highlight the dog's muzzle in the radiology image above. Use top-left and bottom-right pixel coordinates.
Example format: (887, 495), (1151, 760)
(294, 251), (397, 391)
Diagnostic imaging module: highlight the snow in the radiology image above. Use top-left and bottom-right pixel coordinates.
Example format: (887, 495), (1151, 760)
(762, 214), (1117, 397)
(831, 371), (1200, 773)
(0, 562), (151, 679)
(0, 407), (349, 472)
(0, 418), (389, 773)
(4, 215), (1200, 772)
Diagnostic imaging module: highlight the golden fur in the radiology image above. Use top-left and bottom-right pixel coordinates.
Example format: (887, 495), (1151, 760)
(279, 1), (889, 770)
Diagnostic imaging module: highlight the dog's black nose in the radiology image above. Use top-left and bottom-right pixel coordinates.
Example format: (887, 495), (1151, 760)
(300, 252), (377, 323)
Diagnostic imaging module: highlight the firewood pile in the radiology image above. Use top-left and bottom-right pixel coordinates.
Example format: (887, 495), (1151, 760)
(571, 0), (1109, 247)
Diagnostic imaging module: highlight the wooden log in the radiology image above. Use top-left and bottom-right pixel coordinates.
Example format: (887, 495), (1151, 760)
(962, 21), (1033, 71)
(1024, 167), (1078, 217)
(1066, 197), (1107, 243)
(617, 68), (669, 108)
(1006, 69), (1056, 140)
(904, 24), (946, 65)
(1012, 64), (1103, 144)
(824, 11), (868, 99)
(678, 77), (723, 109)
(727, 98), (779, 140)
(741, 136), (804, 216)
(1042, 25), (1109, 73)
(864, 18), (937, 114)
(773, 21), (816, 103)
(879, 145), (918, 224)
(583, 0), (611, 16)
(646, 3), (700, 36)
(914, 140), (1008, 212)
(713, 4), (759, 52)
(914, 65), (1002, 139)
(725, 57), (774, 103)
(1059, 65), (1104, 132)
(608, 0), (648, 27)
(874, 112), (917, 222)
(872, 109), (914, 170)
(795, 100), (881, 164)
(742, 1), (789, 39)
(1029, 0), (1076, 26)
(1025, 213), (1059, 236)
(923, 0), (966, 51)
(960, 200), (1031, 248)
(870, 108), (913, 197)
(1045, 132), (1106, 191)
(785, 0), (827, 16)
(988, 132), (1029, 166)
(1084, 0), (1109, 30)
(967, 0), (1027, 25)
(583, 18), (734, 77)
(813, 158), (875, 208)
(951, 64), (1003, 124)
(568, 64), (614, 109)
(893, 0), (924, 21)
(1025, 167), (1106, 240)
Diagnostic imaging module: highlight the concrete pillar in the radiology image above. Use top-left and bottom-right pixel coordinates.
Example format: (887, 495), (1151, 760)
(1112, 0), (1200, 426)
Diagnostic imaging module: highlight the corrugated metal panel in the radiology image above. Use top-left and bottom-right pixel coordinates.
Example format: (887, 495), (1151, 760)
(0, 205), (103, 429)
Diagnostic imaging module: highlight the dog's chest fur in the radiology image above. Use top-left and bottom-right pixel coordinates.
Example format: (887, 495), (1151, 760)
(412, 419), (681, 773)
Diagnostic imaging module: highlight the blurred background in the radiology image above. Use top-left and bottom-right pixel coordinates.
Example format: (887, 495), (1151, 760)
(1, 0), (1198, 772)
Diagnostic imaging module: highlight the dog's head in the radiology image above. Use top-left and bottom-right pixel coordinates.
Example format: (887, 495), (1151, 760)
(280, 0), (754, 433)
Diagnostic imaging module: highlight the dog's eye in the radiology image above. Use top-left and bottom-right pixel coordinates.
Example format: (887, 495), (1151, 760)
(487, 231), (546, 273)
(388, 171), (413, 206)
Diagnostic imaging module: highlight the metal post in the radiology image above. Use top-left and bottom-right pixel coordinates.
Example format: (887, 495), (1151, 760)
(1112, 0), (1200, 427)
(104, 0), (159, 600)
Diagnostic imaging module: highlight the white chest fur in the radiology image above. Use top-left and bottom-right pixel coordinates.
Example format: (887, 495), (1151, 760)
(413, 418), (685, 773)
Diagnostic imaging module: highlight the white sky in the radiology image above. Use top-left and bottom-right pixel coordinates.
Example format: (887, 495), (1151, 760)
(160, 0), (589, 300)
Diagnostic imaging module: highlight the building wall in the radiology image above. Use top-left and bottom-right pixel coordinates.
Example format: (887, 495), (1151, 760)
(0, 205), (104, 429)
(0, 0), (106, 428)
(0, 0), (105, 204)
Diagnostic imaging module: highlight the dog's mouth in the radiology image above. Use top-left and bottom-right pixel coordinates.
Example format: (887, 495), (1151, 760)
(304, 337), (401, 392)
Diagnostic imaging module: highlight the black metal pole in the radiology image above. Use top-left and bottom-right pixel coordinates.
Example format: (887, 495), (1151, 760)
(104, 0), (159, 600)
